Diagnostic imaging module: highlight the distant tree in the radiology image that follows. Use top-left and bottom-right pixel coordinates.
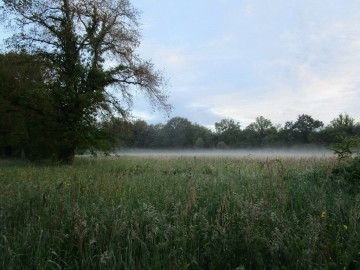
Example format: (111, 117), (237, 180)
(163, 117), (194, 148)
(147, 123), (165, 148)
(194, 137), (205, 148)
(245, 116), (276, 146)
(103, 113), (359, 150)
(130, 120), (149, 148)
(215, 119), (241, 147)
(215, 119), (240, 134)
(277, 121), (295, 145)
(330, 113), (355, 128)
(102, 117), (132, 149)
(216, 141), (228, 149)
(192, 124), (215, 148)
(285, 114), (324, 144)
(246, 116), (273, 136)
(317, 113), (358, 145)
(2, 0), (170, 163)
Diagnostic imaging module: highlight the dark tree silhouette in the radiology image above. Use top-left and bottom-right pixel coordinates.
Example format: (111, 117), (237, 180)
(1, 0), (170, 163)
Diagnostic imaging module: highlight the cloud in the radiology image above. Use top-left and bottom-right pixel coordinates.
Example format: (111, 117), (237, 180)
(200, 34), (234, 50)
(131, 0), (360, 127)
(131, 110), (159, 122)
(243, 3), (255, 16)
(155, 48), (190, 70)
(192, 63), (360, 126)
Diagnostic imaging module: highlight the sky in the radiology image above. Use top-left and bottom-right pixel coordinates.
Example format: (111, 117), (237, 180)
(1, 1), (359, 129)
(129, 0), (360, 129)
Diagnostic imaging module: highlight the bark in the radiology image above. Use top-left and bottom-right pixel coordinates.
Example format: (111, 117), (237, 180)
(58, 146), (76, 164)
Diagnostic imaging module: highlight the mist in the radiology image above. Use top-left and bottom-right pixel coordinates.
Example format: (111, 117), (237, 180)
(114, 147), (334, 158)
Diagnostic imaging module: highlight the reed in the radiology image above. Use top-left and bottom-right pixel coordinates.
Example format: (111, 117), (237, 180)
(1, 156), (359, 269)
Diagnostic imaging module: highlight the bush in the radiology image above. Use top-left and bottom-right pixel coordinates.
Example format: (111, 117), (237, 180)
(331, 136), (360, 161)
(332, 156), (360, 193)
(331, 136), (360, 193)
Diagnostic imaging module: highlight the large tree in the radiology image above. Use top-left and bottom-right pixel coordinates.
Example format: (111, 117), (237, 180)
(1, 0), (170, 163)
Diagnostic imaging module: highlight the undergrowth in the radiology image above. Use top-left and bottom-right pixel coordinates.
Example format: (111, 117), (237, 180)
(1, 156), (359, 269)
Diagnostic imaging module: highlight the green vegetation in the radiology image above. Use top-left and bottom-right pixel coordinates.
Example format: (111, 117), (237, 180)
(1, 1), (359, 162)
(331, 137), (360, 194)
(0, 0), (169, 163)
(101, 114), (360, 150)
(1, 156), (360, 269)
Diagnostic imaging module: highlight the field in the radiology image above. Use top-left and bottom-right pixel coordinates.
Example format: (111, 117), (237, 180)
(1, 156), (360, 269)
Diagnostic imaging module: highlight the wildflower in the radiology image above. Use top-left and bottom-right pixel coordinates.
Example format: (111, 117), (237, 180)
(89, 238), (97, 245)
(343, 225), (348, 230)
(100, 251), (111, 264)
(321, 211), (326, 219)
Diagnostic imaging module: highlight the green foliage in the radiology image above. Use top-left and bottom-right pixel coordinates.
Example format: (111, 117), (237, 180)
(317, 114), (358, 145)
(216, 141), (228, 149)
(215, 119), (241, 147)
(215, 118), (240, 134)
(194, 137), (205, 148)
(1, 0), (169, 163)
(331, 136), (360, 161)
(245, 116), (277, 146)
(331, 136), (360, 192)
(330, 113), (355, 128)
(332, 156), (360, 193)
(163, 117), (194, 147)
(283, 114), (324, 144)
(0, 52), (58, 159)
(102, 114), (360, 151)
(1, 157), (360, 269)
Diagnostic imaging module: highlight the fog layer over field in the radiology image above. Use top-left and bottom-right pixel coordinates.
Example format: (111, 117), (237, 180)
(115, 147), (334, 158)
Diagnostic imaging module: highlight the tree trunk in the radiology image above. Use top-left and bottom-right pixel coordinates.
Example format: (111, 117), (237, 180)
(58, 146), (75, 164)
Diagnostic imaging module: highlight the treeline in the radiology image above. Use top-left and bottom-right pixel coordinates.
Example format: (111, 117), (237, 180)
(1, 53), (359, 159)
(103, 114), (360, 149)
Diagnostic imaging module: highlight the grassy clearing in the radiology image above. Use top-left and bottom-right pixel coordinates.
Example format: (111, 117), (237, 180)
(1, 156), (359, 269)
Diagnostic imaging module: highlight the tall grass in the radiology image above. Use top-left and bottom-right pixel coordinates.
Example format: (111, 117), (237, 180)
(1, 156), (359, 269)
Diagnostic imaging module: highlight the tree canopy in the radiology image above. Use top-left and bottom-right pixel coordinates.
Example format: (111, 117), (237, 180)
(1, 0), (170, 163)
(0, 52), (56, 159)
(101, 114), (360, 150)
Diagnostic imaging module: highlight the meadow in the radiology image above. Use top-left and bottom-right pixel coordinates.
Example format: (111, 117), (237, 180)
(1, 155), (360, 269)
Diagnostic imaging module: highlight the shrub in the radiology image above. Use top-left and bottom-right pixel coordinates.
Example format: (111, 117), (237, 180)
(332, 156), (360, 193)
(331, 136), (360, 192)
(331, 136), (360, 162)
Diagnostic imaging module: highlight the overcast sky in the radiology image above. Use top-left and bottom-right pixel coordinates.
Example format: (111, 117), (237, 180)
(129, 0), (360, 129)
(1, 1), (359, 129)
